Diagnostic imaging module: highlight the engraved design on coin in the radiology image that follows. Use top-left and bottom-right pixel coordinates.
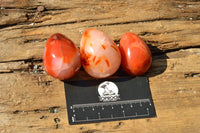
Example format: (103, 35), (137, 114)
(98, 81), (120, 102)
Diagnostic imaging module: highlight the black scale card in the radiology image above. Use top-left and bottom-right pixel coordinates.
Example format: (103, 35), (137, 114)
(64, 76), (156, 125)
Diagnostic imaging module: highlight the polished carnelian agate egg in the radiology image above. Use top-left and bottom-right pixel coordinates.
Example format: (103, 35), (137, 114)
(80, 28), (121, 78)
(43, 33), (81, 80)
(119, 32), (152, 76)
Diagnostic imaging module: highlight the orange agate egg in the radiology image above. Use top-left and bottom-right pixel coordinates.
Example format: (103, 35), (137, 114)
(43, 33), (81, 80)
(80, 28), (121, 78)
(119, 32), (152, 76)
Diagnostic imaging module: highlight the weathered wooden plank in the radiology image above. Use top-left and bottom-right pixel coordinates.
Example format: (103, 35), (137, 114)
(1, 0), (200, 132)
(0, 0), (200, 62)
(0, 20), (200, 62)
(0, 49), (199, 133)
(0, 9), (27, 27)
(1, 101), (200, 133)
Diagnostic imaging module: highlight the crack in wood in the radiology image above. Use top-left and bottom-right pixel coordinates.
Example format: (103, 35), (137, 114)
(174, 0), (200, 3)
(0, 16), (117, 30)
(0, 57), (44, 74)
(162, 45), (200, 53)
(0, 70), (14, 74)
(22, 17), (118, 29)
(28, 125), (38, 128)
(103, 17), (178, 26)
(40, 115), (48, 119)
(46, 7), (78, 11)
(0, 23), (21, 29)
(1, 6), (77, 11)
(184, 72), (200, 78)
(139, 30), (183, 36)
(144, 40), (163, 46)
(175, 88), (194, 93)
(24, 38), (47, 44)
(13, 110), (20, 114)
(0, 58), (42, 63)
(12, 106), (62, 114)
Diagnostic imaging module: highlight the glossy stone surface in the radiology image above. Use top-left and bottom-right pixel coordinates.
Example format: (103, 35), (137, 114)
(80, 28), (121, 78)
(119, 32), (152, 76)
(43, 33), (81, 80)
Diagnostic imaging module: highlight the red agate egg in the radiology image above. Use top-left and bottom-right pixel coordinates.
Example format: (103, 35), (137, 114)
(80, 28), (121, 78)
(43, 33), (81, 80)
(119, 32), (152, 76)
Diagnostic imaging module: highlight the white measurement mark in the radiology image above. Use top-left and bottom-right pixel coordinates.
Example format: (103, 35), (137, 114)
(140, 102), (142, 107)
(98, 112), (101, 119)
(72, 116), (75, 122)
(70, 106), (73, 109)
(92, 107), (94, 111)
(147, 108), (150, 115)
(130, 104), (133, 108)
(111, 106), (114, 109)
(122, 110), (125, 117)
(102, 107), (104, 110)
(82, 108), (85, 111)
(121, 105), (123, 109)
(73, 109), (75, 112)
(149, 103), (152, 106)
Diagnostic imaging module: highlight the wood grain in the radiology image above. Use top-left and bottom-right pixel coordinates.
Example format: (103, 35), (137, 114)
(0, 0), (200, 133)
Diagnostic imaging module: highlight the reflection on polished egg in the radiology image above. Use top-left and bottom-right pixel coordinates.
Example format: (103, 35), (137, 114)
(43, 33), (81, 80)
(119, 32), (152, 76)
